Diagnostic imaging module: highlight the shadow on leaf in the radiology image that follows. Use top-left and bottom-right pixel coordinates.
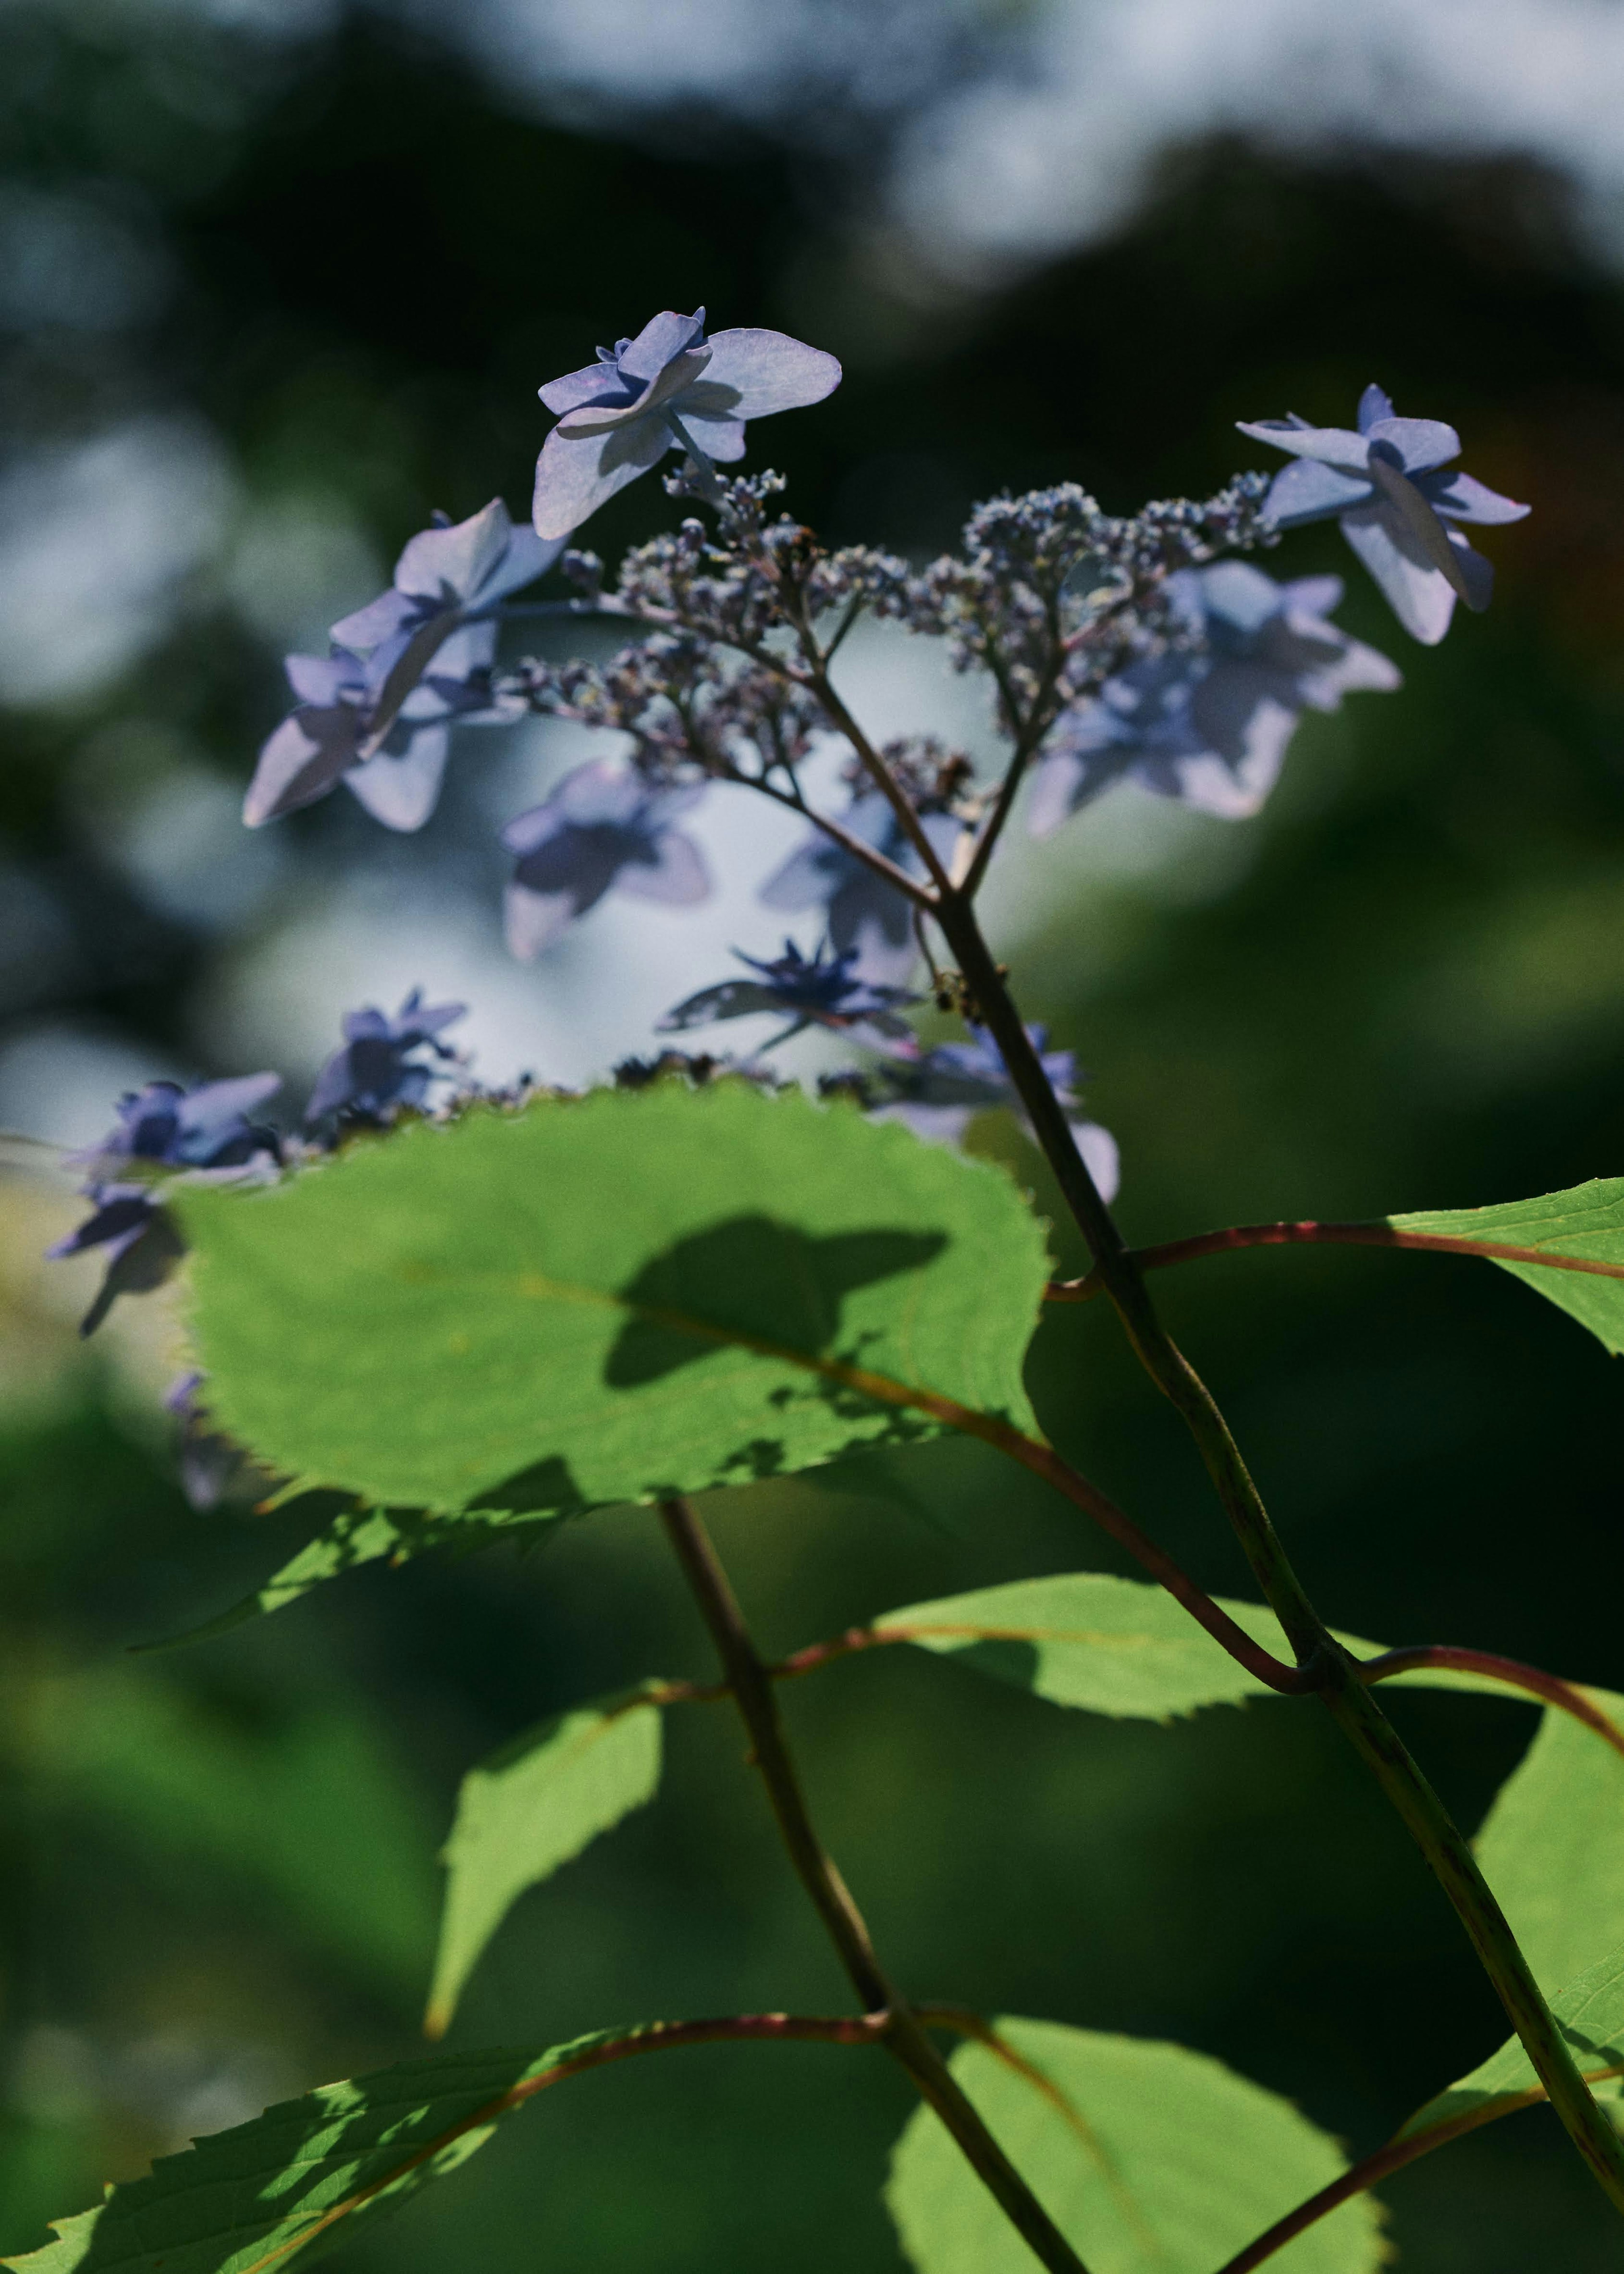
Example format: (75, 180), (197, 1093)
(605, 1215), (948, 1388)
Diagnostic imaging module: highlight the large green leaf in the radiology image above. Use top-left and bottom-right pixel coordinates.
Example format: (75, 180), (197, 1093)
(1474, 1685), (1624, 1993)
(886, 2019), (1383, 2274)
(175, 1084), (1049, 1520)
(1, 2033), (643, 2274)
(1389, 1179), (1624, 1355)
(1399, 1945), (1624, 2138)
(426, 1689), (664, 2038)
(872, 1571), (1512, 1722)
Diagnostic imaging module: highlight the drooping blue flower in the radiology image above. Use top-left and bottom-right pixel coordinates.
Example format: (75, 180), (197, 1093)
(304, 989), (468, 1126)
(759, 793), (958, 985)
(49, 1072), (281, 1336)
(872, 1024), (1119, 1196)
(533, 308), (842, 539)
(500, 760), (712, 960)
(658, 938), (921, 1049)
(245, 499), (549, 833)
(1237, 386), (1529, 645)
(1028, 562), (1399, 831)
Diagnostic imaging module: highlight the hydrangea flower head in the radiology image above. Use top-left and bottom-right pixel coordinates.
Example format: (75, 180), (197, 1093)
(245, 499), (546, 834)
(658, 939), (921, 1048)
(500, 760), (712, 960)
(872, 1024), (1119, 1196)
(305, 990), (468, 1127)
(1029, 563), (1399, 831)
(49, 1072), (280, 1336)
(1237, 386), (1528, 645)
(760, 791), (958, 985)
(533, 308), (842, 538)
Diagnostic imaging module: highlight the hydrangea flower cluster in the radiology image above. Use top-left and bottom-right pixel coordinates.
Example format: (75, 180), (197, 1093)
(52, 996), (467, 1336)
(67, 310), (1530, 1363)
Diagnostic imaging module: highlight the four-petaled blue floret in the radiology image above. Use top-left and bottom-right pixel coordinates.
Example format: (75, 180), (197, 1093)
(245, 499), (550, 832)
(869, 1025), (1119, 1196)
(500, 760), (713, 960)
(659, 939), (922, 1050)
(48, 1073), (282, 1336)
(1237, 386), (1529, 645)
(532, 308), (842, 539)
(759, 793), (958, 985)
(1029, 562), (1399, 832)
(305, 989), (468, 1127)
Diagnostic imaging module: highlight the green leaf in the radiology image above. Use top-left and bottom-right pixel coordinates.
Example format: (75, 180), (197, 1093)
(134, 1504), (557, 1651)
(1, 2033), (642, 2274)
(1388, 1178), (1624, 1355)
(176, 1084), (1049, 1519)
(426, 1689), (664, 2038)
(1474, 1685), (1624, 1993)
(12, 1665), (438, 1999)
(872, 1571), (1513, 1723)
(886, 2018), (1383, 2274)
(1399, 1945), (1624, 2139)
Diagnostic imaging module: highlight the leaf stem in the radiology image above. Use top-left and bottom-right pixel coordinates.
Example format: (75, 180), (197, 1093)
(1359, 1646), (1624, 1756)
(1212, 2059), (1624, 2274)
(924, 889), (1624, 2216)
(1043, 1218), (1624, 1300)
(656, 1496), (1094, 2274)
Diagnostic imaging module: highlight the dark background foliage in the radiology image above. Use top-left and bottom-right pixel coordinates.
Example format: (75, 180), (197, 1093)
(2, 7), (1624, 2269)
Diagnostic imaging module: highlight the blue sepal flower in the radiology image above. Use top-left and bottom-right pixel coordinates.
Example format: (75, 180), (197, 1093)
(1237, 386), (1528, 645)
(305, 989), (468, 1126)
(245, 499), (547, 833)
(1029, 563), (1399, 831)
(48, 1072), (281, 1336)
(533, 308), (841, 539)
(658, 938), (922, 1049)
(872, 1025), (1119, 1194)
(759, 792), (957, 985)
(500, 760), (712, 960)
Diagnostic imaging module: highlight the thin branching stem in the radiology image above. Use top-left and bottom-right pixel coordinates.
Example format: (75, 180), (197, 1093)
(1044, 1217), (1624, 1299)
(656, 1496), (1095, 2274)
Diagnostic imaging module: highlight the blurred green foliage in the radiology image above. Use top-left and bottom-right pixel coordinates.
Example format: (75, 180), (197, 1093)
(3, 5), (1624, 2270)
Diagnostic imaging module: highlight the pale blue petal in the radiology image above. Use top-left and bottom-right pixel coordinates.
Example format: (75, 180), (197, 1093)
(1338, 505), (1457, 644)
(504, 881), (579, 962)
(342, 727), (450, 831)
(243, 708), (360, 826)
(612, 829), (712, 905)
(682, 330), (843, 420)
(1237, 417), (1370, 468)
(329, 588), (417, 656)
(1447, 528), (1495, 612)
(1364, 415), (1460, 474)
(1357, 384), (1396, 431)
(1069, 1120), (1120, 1204)
(558, 348), (710, 436)
(1278, 574), (1345, 617)
(618, 309), (707, 383)
(393, 498), (513, 603)
(532, 417), (671, 540)
(677, 410), (747, 462)
(284, 651), (362, 705)
(474, 524), (565, 604)
(539, 362), (635, 415)
(1416, 468), (1531, 525)
(1261, 456), (1371, 528)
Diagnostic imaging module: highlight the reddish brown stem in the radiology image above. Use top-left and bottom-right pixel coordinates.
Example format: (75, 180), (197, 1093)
(1045, 1220), (1624, 1303)
(1359, 1646), (1624, 1756)
(1214, 2060), (1624, 2274)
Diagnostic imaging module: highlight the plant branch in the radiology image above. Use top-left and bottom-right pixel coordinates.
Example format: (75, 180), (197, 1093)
(656, 1497), (1093, 2274)
(742, 770), (935, 905)
(1359, 1646), (1624, 1755)
(790, 655), (955, 898)
(1213, 2060), (1624, 2274)
(924, 889), (1624, 2214)
(1044, 1218), (1624, 1301)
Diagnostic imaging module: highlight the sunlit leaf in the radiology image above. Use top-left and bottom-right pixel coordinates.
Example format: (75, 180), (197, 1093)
(1, 2032), (651, 2274)
(1399, 1944), (1624, 2138)
(886, 2018), (1383, 2274)
(872, 1571), (1511, 1722)
(175, 1084), (1048, 1520)
(1389, 1178), (1624, 1355)
(1474, 1684), (1624, 1993)
(426, 1689), (664, 2038)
